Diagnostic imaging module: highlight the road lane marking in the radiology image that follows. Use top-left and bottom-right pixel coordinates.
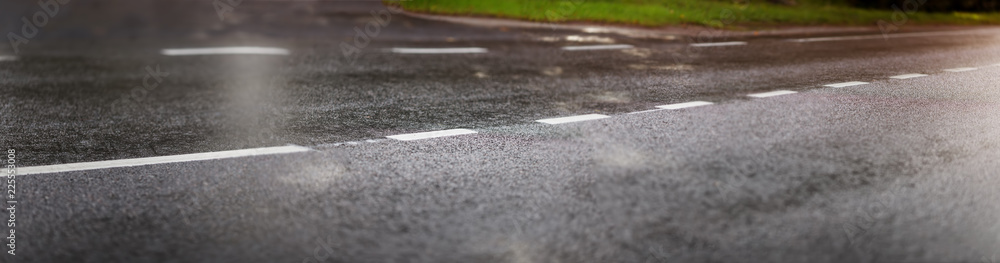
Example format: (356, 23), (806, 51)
(890, 73), (928, 79)
(0, 56), (16, 61)
(17, 145), (312, 175)
(536, 114), (610, 124)
(943, 67), (977, 72)
(161, 47), (290, 56)
(748, 90), (797, 98)
(386, 129), (478, 141)
(823, 81), (869, 88)
(656, 101), (714, 110)
(561, 44), (634, 51)
(390, 47), (488, 54)
(787, 30), (983, 43)
(690, 41), (747, 47)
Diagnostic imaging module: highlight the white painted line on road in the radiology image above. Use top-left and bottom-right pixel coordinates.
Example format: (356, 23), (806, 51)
(536, 114), (610, 124)
(943, 67), (977, 72)
(823, 81), (869, 88)
(748, 90), (797, 98)
(17, 145), (312, 175)
(690, 41), (747, 47)
(889, 73), (928, 79)
(386, 129), (478, 141)
(787, 30), (983, 43)
(390, 47), (488, 54)
(0, 56), (16, 61)
(561, 44), (634, 51)
(656, 101), (714, 110)
(161, 47), (290, 56)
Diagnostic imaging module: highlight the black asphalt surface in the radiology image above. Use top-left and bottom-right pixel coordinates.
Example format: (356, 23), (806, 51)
(2, 1), (1000, 263)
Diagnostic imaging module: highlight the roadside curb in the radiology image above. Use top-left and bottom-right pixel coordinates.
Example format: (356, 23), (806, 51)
(397, 10), (991, 41)
(398, 10), (681, 40)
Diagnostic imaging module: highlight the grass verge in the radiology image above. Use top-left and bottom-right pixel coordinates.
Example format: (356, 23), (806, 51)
(394, 0), (1000, 28)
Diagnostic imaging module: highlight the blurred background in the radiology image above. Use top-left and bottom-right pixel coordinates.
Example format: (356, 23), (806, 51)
(3, 0), (1000, 43)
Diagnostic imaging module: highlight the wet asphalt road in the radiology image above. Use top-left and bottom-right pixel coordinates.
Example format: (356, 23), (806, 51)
(2, 1), (1000, 263)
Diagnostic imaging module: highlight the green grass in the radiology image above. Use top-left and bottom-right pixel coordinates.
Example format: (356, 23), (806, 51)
(394, 0), (1000, 29)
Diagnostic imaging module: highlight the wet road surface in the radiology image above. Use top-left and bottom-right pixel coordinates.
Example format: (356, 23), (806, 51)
(2, 1), (1000, 262)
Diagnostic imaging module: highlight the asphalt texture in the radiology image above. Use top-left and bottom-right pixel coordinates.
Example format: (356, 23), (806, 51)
(2, 1), (1000, 263)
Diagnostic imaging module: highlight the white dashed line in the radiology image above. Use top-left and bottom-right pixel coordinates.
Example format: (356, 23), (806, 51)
(17, 145), (312, 175)
(787, 30), (982, 43)
(0, 56), (16, 61)
(161, 47), (290, 56)
(748, 90), (797, 98)
(690, 41), (747, 47)
(390, 47), (488, 54)
(943, 67), (977, 72)
(536, 114), (610, 124)
(561, 44), (634, 51)
(656, 101), (714, 110)
(386, 129), (478, 141)
(823, 81), (869, 88)
(890, 73), (928, 79)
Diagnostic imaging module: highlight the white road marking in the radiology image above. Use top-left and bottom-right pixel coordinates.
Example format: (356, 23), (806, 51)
(386, 129), (478, 141)
(823, 81), (869, 88)
(536, 114), (610, 124)
(161, 47), (290, 56)
(943, 67), (977, 72)
(787, 30), (984, 43)
(656, 101), (714, 110)
(0, 56), (16, 61)
(748, 90), (797, 98)
(17, 145), (311, 175)
(690, 41), (747, 47)
(889, 73), (928, 79)
(390, 47), (488, 54)
(561, 44), (634, 51)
